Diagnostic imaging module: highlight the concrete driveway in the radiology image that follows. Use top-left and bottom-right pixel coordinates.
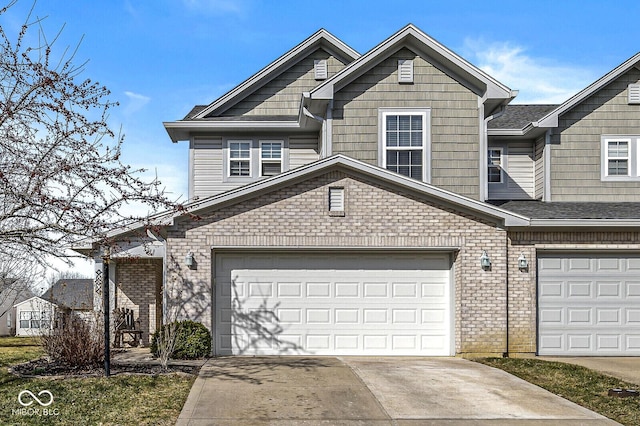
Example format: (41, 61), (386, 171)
(176, 356), (619, 425)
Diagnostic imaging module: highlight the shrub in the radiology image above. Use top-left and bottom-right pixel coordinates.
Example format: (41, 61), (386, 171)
(151, 320), (211, 360)
(40, 313), (104, 367)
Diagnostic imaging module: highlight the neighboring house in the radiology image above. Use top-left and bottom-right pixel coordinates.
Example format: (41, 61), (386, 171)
(14, 279), (94, 337)
(76, 24), (640, 356)
(0, 286), (35, 336)
(41, 279), (94, 325)
(14, 296), (55, 337)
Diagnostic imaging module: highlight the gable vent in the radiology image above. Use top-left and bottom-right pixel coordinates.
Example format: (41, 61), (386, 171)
(398, 59), (414, 83)
(314, 59), (328, 80)
(629, 84), (640, 104)
(328, 187), (344, 212)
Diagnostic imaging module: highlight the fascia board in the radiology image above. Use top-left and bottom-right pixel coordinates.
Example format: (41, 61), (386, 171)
(537, 52), (640, 128)
(311, 24), (513, 101)
(163, 120), (302, 142)
(487, 129), (526, 137)
(194, 29), (359, 119)
(530, 219), (640, 227)
(96, 155), (531, 241)
(174, 154), (530, 227)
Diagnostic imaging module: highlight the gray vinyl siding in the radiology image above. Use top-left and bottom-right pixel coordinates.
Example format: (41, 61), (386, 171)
(331, 48), (481, 199)
(289, 136), (320, 170)
(191, 138), (226, 199)
(191, 135), (320, 198)
(551, 67), (640, 201)
(222, 49), (348, 117)
(488, 142), (534, 200)
(534, 135), (545, 199)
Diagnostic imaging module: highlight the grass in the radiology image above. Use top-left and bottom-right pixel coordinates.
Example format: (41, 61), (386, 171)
(0, 336), (195, 425)
(477, 357), (640, 426)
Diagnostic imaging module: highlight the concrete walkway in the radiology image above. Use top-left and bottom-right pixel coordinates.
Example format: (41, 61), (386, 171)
(176, 357), (619, 425)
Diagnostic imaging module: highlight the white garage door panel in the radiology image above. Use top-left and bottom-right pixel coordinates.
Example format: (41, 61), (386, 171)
(538, 254), (640, 356)
(215, 252), (452, 356)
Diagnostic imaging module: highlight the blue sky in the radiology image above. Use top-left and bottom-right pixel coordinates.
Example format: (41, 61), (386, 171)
(3, 0), (640, 277)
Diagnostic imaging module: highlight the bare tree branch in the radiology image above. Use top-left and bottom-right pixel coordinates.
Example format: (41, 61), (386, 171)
(0, 1), (183, 268)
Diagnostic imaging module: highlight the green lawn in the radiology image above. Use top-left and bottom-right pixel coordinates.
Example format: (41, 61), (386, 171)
(0, 337), (195, 425)
(477, 357), (640, 426)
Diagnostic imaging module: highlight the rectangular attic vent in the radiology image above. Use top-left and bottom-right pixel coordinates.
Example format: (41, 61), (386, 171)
(629, 84), (640, 104)
(314, 59), (328, 80)
(398, 59), (414, 83)
(328, 187), (344, 215)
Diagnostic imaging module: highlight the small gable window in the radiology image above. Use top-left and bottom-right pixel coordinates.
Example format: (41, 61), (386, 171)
(260, 141), (282, 177)
(314, 59), (328, 80)
(229, 141), (251, 177)
(328, 187), (345, 216)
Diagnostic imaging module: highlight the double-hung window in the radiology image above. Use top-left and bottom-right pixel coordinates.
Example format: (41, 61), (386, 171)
(600, 136), (640, 180)
(381, 110), (429, 181)
(487, 148), (503, 183)
(260, 141), (282, 177)
(606, 139), (629, 176)
(228, 141), (251, 177)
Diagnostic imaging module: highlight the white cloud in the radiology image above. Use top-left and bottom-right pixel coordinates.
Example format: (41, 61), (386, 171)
(464, 39), (597, 104)
(123, 91), (151, 114)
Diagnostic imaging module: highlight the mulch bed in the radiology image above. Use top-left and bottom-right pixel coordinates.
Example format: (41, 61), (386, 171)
(9, 357), (201, 378)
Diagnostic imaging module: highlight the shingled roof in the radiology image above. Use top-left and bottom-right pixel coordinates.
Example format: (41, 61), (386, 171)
(488, 104), (558, 130)
(42, 279), (93, 310)
(499, 200), (640, 220)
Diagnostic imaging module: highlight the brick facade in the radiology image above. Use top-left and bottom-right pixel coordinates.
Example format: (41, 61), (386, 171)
(166, 169), (508, 355)
(115, 258), (162, 346)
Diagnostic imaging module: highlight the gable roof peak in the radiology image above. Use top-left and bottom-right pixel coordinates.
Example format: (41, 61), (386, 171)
(536, 51), (640, 128)
(309, 23), (515, 107)
(191, 28), (360, 119)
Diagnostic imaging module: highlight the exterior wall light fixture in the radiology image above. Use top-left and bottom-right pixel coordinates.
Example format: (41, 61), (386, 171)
(518, 252), (528, 271)
(480, 250), (491, 270)
(185, 252), (195, 268)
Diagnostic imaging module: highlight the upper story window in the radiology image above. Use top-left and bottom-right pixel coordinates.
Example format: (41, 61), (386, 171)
(606, 140), (629, 176)
(488, 148), (503, 183)
(380, 109), (430, 181)
(260, 141), (283, 176)
(601, 136), (639, 181)
(223, 138), (288, 181)
(228, 141), (251, 177)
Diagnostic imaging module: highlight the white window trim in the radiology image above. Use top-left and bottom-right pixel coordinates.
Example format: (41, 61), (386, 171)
(487, 147), (504, 184)
(259, 140), (283, 177)
(378, 108), (431, 182)
(601, 136), (639, 181)
(227, 140), (252, 178)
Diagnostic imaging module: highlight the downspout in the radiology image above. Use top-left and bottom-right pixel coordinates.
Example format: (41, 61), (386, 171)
(544, 129), (552, 202)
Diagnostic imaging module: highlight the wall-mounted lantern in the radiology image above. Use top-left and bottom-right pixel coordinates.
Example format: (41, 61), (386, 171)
(518, 252), (529, 271)
(480, 250), (491, 270)
(185, 252), (195, 268)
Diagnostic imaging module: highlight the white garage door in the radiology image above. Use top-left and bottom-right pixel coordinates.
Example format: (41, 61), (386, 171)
(538, 253), (640, 355)
(214, 251), (453, 356)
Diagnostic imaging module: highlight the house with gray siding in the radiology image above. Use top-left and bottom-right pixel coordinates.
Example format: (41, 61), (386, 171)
(78, 24), (640, 357)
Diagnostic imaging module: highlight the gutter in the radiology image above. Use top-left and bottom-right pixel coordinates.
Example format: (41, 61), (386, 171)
(529, 219), (640, 227)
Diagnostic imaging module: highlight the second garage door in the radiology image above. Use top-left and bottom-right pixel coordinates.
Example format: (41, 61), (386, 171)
(214, 251), (453, 356)
(538, 253), (640, 356)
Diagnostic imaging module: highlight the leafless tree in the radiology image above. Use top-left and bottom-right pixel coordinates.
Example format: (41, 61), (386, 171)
(0, 1), (184, 270)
